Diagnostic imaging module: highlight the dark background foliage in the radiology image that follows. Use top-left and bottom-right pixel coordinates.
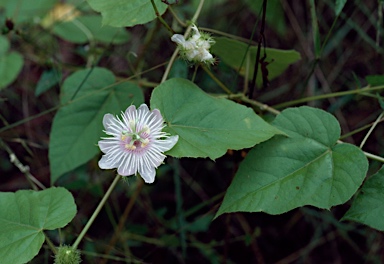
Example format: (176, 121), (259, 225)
(1, 0), (384, 263)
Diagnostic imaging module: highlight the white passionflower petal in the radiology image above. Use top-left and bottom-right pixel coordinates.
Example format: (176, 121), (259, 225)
(98, 104), (179, 183)
(139, 165), (156, 184)
(171, 24), (215, 65)
(171, 34), (186, 45)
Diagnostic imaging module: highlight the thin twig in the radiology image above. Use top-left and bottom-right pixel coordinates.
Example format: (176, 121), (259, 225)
(0, 139), (46, 190)
(150, 0), (174, 34)
(72, 174), (122, 250)
(249, 0), (267, 99)
(100, 179), (144, 264)
(202, 65), (232, 94)
(359, 112), (384, 149)
(272, 85), (384, 109)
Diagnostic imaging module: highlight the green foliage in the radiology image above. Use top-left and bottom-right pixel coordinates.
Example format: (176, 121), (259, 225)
(0, 0), (56, 23)
(216, 106), (368, 217)
(342, 166), (384, 231)
(365, 75), (384, 86)
(334, 0), (347, 16)
(244, 0), (286, 35)
(0, 35), (23, 89)
(52, 15), (130, 44)
(0, 187), (77, 264)
(211, 37), (301, 86)
(309, 0), (321, 57)
(35, 69), (62, 97)
(49, 67), (144, 183)
(150, 78), (283, 159)
(85, 0), (167, 27)
(2, 0), (384, 262)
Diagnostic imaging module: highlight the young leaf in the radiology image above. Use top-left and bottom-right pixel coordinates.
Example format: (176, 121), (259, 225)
(49, 67), (144, 183)
(365, 74), (384, 86)
(0, 187), (76, 264)
(150, 78), (283, 159)
(86, 0), (167, 27)
(211, 37), (300, 86)
(342, 166), (384, 231)
(216, 106), (368, 218)
(35, 68), (62, 97)
(334, 0), (347, 16)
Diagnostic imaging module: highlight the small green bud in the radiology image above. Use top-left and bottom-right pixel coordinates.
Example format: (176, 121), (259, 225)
(54, 246), (82, 264)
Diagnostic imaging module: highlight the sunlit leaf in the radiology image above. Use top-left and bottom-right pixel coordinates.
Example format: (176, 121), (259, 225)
(211, 37), (300, 86)
(216, 106), (368, 217)
(342, 166), (384, 231)
(85, 0), (167, 27)
(150, 78), (283, 159)
(0, 187), (76, 264)
(49, 67), (144, 183)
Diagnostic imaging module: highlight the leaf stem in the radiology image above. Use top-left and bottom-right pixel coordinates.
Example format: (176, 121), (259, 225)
(359, 112), (384, 149)
(202, 65), (232, 94)
(363, 151), (384, 163)
(45, 234), (57, 254)
(273, 85), (384, 109)
(168, 6), (186, 27)
(199, 27), (258, 45)
(150, 0), (174, 34)
(218, 93), (280, 115)
(72, 174), (121, 250)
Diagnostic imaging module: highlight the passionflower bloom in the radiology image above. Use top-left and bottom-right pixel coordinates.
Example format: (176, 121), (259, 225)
(171, 24), (215, 64)
(98, 104), (179, 183)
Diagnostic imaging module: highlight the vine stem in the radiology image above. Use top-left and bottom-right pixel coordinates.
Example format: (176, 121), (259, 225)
(150, 0), (174, 34)
(202, 65), (232, 94)
(359, 112), (384, 149)
(272, 85), (384, 109)
(72, 174), (121, 250)
(100, 178), (144, 264)
(45, 234), (57, 254)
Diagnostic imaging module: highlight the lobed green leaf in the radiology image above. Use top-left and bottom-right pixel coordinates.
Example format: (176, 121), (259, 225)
(150, 78), (283, 159)
(0, 187), (76, 264)
(342, 166), (384, 231)
(216, 106), (368, 217)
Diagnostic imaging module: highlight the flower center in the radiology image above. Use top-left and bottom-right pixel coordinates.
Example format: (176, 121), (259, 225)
(121, 121), (150, 151)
